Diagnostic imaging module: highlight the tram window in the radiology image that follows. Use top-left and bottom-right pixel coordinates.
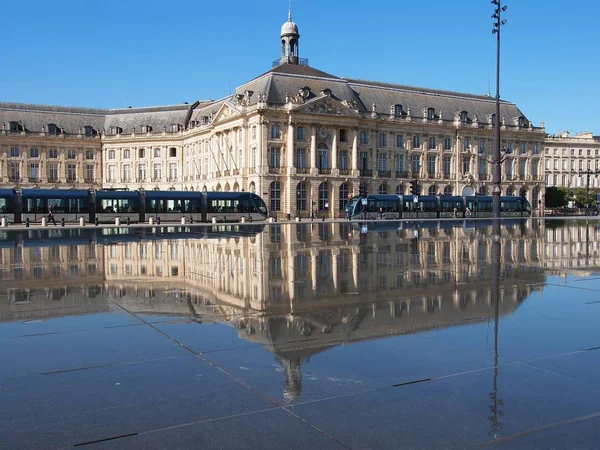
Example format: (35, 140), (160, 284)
(0, 199), (7, 213)
(100, 199), (136, 213)
(25, 198), (44, 213)
(208, 199), (243, 213)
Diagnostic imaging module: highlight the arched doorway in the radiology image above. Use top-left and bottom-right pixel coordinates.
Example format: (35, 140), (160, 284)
(318, 182), (329, 211)
(443, 185), (453, 196)
(479, 185), (487, 195)
(249, 181), (256, 193)
(233, 182), (239, 192)
(339, 183), (349, 210)
(270, 181), (281, 211)
(506, 186), (513, 196)
(296, 181), (307, 212)
(396, 184), (404, 195)
(428, 185), (437, 196)
(378, 183), (387, 194)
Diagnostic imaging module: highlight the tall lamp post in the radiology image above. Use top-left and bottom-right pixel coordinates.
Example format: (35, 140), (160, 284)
(491, 0), (507, 218)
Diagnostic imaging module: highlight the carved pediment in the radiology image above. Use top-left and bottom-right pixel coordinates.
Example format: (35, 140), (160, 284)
(292, 96), (360, 117)
(211, 103), (241, 123)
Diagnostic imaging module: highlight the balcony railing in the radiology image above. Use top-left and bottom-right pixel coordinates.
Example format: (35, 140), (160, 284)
(395, 171), (409, 178)
(378, 170), (392, 178)
(269, 167), (283, 174)
(339, 169), (350, 175)
(28, 177), (41, 183)
(361, 169), (373, 177)
(296, 167), (309, 174)
(442, 172), (452, 179)
(318, 168), (331, 175)
(479, 173), (490, 180)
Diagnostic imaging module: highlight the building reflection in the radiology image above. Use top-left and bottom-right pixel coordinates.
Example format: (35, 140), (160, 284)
(2, 221), (600, 401)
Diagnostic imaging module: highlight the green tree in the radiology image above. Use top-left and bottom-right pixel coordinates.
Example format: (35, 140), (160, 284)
(573, 188), (600, 208)
(544, 186), (569, 208)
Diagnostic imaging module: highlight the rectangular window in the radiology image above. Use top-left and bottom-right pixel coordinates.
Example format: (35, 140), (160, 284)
(123, 149), (130, 159)
(138, 163), (146, 180)
(579, 160), (583, 171)
(339, 129), (348, 142)
(67, 149), (76, 159)
(377, 153), (387, 172)
(395, 155), (404, 173)
(85, 150), (94, 160)
(48, 149), (57, 159)
(505, 159), (513, 177)
(85, 164), (94, 181)
(427, 155), (436, 175)
(519, 160), (526, 176)
(339, 150), (348, 170)
(153, 163), (162, 180)
(443, 156), (451, 175)
(520, 143), (527, 154)
(396, 135), (404, 148)
(29, 163), (40, 181)
(296, 126), (306, 141)
(108, 165), (116, 182)
(359, 130), (369, 145)
(428, 137), (436, 150)
(269, 147), (281, 168)
(411, 154), (421, 174)
(462, 156), (470, 174)
(479, 140), (485, 153)
(154, 148), (161, 158)
(379, 133), (387, 147)
(67, 164), (76, 181)
(169, 148), (177, 158)
(359, 152), (369, 172)
(478, 159), (487, 175)
(507, 143), (513, 154)
(10, 147), (19, 158)
(48, 164), (58, 182)
(169, 163), (178, 180)
(533, 143), (540, 154)
(108, 150), (115, 160)
(9, 162), (19, 181)
(30, 148), (39, 158)
(463, 138), (470, 150)
(296, 148), (306, 168)
(412, 135), (421, 148)
(444, 137), (452, 150)
(123, 165), (131, 182)
(562, 160), (567, 170)
(252, 126), (257, 140)
(532, 161), (539, 177)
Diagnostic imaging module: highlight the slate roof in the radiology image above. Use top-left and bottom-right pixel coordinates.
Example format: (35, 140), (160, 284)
(104, 104), (194, 133)
(0, 102), (106, 134)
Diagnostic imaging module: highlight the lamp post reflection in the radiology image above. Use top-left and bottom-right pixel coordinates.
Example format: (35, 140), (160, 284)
(489, 218), (504, 439)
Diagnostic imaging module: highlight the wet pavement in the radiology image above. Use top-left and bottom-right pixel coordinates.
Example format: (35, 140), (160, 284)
(1, 219), (600, 449)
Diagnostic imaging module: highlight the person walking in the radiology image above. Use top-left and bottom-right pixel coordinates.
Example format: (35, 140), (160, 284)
(47, 205), (57, 226)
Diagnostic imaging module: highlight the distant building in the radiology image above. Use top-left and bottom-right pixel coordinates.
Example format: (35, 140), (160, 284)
(0, 10), (546, 214)
(544, 131), (600, 190)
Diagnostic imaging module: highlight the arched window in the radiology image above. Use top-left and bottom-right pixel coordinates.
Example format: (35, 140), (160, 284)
(318, 182), (329, 210)
(443, 185), (453, 196)
(296, 182), (307, 211)
(378, 183), (387, 194)
(396, 184), (404, 195)
(249, 182), (255, 193)
(339, 183), (349, 210)
(519, 188), (527, 200)
(270, 181), (281, 211)
(532, 186), (540, 206)
(506, 186), (513, 196)
(479, 185), (487, 195)
(428, 185), (437, 196)
(412, 135), (421, 149)
(271, 124), (281, 139)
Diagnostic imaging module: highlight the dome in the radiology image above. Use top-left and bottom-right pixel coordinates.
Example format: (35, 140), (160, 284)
(281, 19), (299, 36)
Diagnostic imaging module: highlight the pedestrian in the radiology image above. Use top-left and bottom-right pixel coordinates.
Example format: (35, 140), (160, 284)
(47, 205), (57, 226)
(465, 207), (472, 218)
(452, 208), (457, 218)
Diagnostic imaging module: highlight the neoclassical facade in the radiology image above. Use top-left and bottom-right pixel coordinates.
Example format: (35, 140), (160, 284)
(544, 131), (600, 189)
(0, 13), (546, 215)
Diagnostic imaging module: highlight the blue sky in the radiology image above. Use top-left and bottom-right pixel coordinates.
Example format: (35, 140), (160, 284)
(3, 0), (598, 134)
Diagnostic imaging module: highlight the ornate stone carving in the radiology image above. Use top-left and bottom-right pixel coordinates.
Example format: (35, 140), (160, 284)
(462, 172), (475, 186)
(342, 99), (357, 109)
(308, 100), (342, 115)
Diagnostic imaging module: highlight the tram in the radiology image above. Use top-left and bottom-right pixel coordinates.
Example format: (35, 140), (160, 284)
(0, 189), (268, 224)
(344, 194), (532, 220)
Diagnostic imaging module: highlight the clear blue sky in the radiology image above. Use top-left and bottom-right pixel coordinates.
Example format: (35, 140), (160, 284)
(3, 0), (598, 135)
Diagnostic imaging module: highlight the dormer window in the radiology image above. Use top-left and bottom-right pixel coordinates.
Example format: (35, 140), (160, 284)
(109, 126), (122, 135)
(170, 123), (180, 132)
(491, 114), (496, 127)
(460, 111), (469, 123)
(518, 117), (526, 128)
(48, 123), (59, 135)
(394, 104), (403, 116)
(9, 121), (22, 132)
(83, 126), (96, 136)
(140, 125), (153, 133)
(427, 108), (435, 120)
(321, 88), (332, 97)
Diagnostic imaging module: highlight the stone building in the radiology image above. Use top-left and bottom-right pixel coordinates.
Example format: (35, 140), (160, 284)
(544, 131), (600, 190)
(0, 12), (546, 215)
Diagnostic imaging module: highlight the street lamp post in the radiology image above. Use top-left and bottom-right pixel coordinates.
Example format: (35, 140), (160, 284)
(492, 0), (507, 218)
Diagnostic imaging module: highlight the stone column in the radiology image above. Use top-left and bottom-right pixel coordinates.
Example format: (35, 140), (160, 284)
(331, 131), (338, 170)
(310, 125), (317, 175)
(310, 249), (318, 294)
(331, 247), (339, 292)
(351, 128), (358, 175)
(287, 118), (294, 171)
